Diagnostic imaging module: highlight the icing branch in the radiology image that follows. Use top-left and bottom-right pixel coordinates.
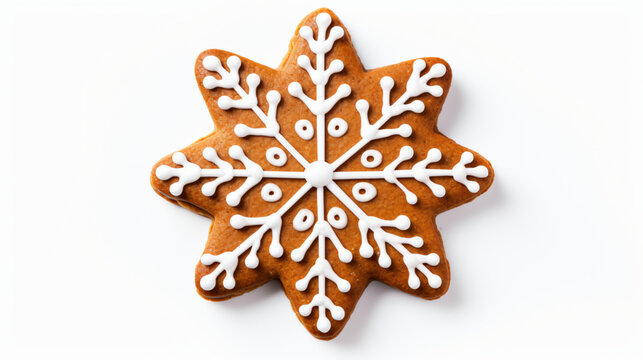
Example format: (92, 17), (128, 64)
(201, 55), (309, 166)
(298, 12), (345, 58)
(288, 82), (351, 116)
(331, 147), (490, 202)
(199, 183), (313, 291)
(326, 182), (442, 290)
(291, 217), (353, 263)
(296, 258), (350, 333)
(288, 12), (354, 333)
(155, 147), (306, 202)
(299, 291), (346, 334)
(295, 258), (351, 293)
(296, 55), (344, 87)
(331, 59), (447, 170)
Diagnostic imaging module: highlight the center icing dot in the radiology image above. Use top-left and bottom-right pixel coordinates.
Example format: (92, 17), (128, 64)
(304, 161), (334, 188)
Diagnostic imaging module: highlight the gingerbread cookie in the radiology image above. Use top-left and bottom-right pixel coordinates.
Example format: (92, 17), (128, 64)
(151, 8), (493, 339)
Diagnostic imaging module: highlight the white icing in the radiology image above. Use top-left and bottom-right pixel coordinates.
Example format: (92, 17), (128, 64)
(299, 293), (345, 333)
(201, 147), (234, 196)
(383, 146), (418, 204)
(157, 12), (490, 334)
(293, 209), (315, 231)
(266, 147), (287, 167)
(288, 82), (351, 116)
(218, 73), (260, 110)
(327, 117), (348, 137)
(202, 56), (240, 89)
(225, 145), (263, 207)
(361, 149), (382, 168)
(260, 183), (282, 202)
(331, 147), (488, 201)
(352, 182), (377, 202)
(326, 181), (440, 288)
(156, 152), (202, 196)
(291, 220), (352, 263)
(304, 161), (333, 188)
(295, 119), (314, 140)
(197, 183), (313, 290)
(327, 207), (347, 229)
(330, 59), (448, 170)
(234, 91), (281, 138)
(295, 258), (351, 292)
(201, 55), (309, 167)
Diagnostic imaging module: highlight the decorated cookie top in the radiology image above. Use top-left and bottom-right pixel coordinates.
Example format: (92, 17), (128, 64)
(151, 8), (493, 340)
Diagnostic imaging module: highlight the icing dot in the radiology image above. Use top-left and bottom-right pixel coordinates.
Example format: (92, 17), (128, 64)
(218, 96), (233, 109)
(400, 145), (414, 159)
(427, 253), (440, 266)
(266, 147), (287, 167)
(378, 254), (392, 268)
(155, 165), (172, 180)
(352, 182), (377, 202)
(336, 278), (351, 293)
(361, 149), (382, 168)
(327, 117), (348, 137)
(428, 275), (442, 289)
(337, 249), (353, 263)
(317, 316), (331, 333)
(269, 241), (284, 258)
(293, 209), (315, 231)
(409, 100), (425, 113)
(409, 236), (423, 248)
(329, 27), (344, 40)
(430, 63), (447, 78)
(427, 148), (442, 162)
(327, 207), (347, 229)
(266, 90), (281, 103)
(299, 26), (313, 39)
(394, 215), (411, 230)
(327, 59), (344, 73)
(399, 124), (413, 137)
(461, 151), (474, 164)
(246, 73), (260, 87)
(355, 99), (369, 112)
(413, 59), (426, 72)
(228, 145), (244, 159)
(288, 82), (303, 96)
(299, 304), (312, 317)
(202, 55), (221, 71)
(229, 214), (245, 229)
(295, 278), (307, 291)
(297, 55), (311, 68)
(172, 152), (187, 164)
(359, 242), (374, 258)
(380, 76), (394, 90)
(291, 248), (306, 262)
(330, 306), (345, 321)
(261, 183), (282, 202)
(234, 124), (250, 137)
(316, 12), (332, 29)
(226, 56), (241, 70)
(222, 275), (235, 290)
(200, 274), (216, 291)
(408, 275), (420, 289)
(336, 84), (351, 97)
(295, 119), (314, 140)
(245, 253), (259, 269)
(202, 76), (217, 89)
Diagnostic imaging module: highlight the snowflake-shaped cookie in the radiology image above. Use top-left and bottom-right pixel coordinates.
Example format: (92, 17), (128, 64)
(151, 8), (494, 339)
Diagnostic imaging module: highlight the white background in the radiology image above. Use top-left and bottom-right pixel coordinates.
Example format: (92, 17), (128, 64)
(1, 0), (642, 358)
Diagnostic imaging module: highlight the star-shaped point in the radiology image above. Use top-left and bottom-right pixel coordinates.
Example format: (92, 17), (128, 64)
(151, 8), (493, 340)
